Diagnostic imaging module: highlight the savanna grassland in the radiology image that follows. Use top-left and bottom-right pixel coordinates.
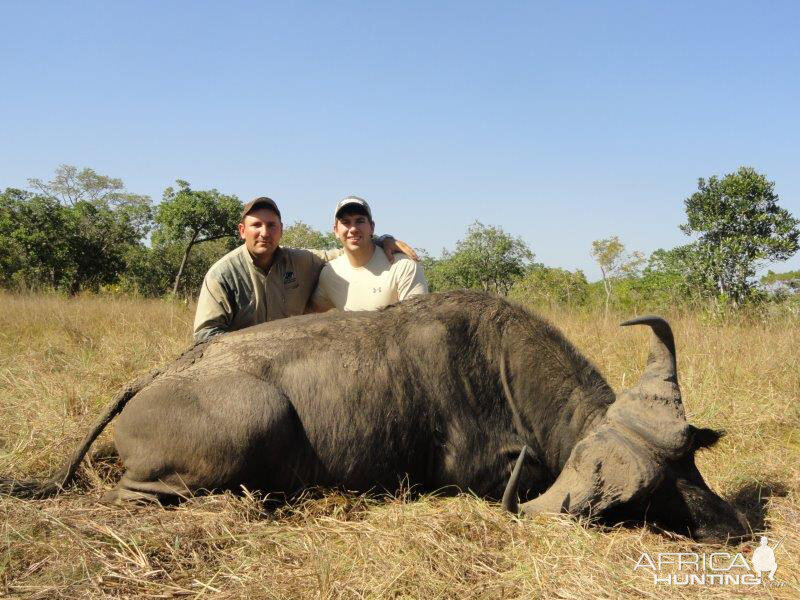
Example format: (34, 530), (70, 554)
(0, 292), (798, 599)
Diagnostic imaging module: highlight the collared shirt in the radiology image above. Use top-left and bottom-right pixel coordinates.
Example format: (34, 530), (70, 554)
(193, 244), (340, 342)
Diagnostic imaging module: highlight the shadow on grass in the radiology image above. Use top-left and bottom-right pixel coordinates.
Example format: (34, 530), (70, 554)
(49, 457), (791, 542)
(594, 480), (790, 545)
(730, 481), (788, 534)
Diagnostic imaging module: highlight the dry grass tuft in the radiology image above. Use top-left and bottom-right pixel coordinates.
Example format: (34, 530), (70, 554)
(1, 291), (798, 598)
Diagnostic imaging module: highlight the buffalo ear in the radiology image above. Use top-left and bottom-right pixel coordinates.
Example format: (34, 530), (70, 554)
(691, 426), (725, 450)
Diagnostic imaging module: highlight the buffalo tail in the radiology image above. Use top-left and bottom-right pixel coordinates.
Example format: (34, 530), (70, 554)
(0, 368), (161, 499)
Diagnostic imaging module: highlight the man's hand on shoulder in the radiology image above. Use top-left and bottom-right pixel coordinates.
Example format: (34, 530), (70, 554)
(378, 236), (419, 263)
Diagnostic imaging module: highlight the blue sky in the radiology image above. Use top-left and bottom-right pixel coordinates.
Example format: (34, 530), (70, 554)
(2, 1), (798, 279)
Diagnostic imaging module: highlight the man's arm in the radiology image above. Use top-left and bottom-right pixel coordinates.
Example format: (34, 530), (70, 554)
(307, 265), (336, 313)
(301, 237), (419, 265)
(375, 236), (420, 263)
(395, 258), (429, 301)
(304, 247), (343, 262)
(193, 276), (234, 343)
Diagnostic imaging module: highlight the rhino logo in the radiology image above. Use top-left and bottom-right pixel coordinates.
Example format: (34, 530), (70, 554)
(752, 536), (784, 581)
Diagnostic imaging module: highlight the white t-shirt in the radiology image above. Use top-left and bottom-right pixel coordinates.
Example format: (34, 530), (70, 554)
(312, 248), (428, 311)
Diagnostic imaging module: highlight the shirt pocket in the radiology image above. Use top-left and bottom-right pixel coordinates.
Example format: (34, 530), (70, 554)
(282, 280), (307, 314)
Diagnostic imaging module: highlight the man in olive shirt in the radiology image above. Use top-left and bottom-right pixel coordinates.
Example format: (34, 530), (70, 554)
(193, 197), (415, 342)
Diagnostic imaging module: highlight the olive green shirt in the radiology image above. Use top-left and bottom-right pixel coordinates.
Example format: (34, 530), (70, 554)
(193, 244), (341, 342)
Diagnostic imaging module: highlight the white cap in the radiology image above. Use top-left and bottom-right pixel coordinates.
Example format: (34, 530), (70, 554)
(334, 196), (372, 220)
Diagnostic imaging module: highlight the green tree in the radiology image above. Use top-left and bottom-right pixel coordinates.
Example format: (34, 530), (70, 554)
(508, 264), (589, 309)
(590, 236), (644, 316)
(155, 181), (242, 296)
(760, 269), (800, 286)
(760, 269), (800, 287)
(635, 246), (699, 306)
(281, 221), (338, 250)
(760, 269), (800, 296)
(24, 164), (153, 293)
(28, 164), (152, 239)
(0, 189), (79, 290)
(0, 187), (140, 293)
(680, 167), (799, 305)
(119, 238), (239, 297)
(425, 222), (533, 295)
(0, 189), (27, 286)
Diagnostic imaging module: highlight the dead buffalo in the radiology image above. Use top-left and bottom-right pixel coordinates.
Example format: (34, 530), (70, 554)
(1, 290), (747, 542)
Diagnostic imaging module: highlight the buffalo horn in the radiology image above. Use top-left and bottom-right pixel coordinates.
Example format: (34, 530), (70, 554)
(620, 316), (677, 385)
(501, 446), (531, 513)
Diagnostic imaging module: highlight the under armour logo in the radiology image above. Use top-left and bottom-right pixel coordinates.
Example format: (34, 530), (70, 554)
(372, 287), (382, 294)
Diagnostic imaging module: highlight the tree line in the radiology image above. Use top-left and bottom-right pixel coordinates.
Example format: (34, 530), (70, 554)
(423, 166), (798, 312)
(1, 165), (798, 312)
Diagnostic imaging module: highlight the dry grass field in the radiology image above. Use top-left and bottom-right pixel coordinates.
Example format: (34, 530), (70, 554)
(0, 291), (798, 599)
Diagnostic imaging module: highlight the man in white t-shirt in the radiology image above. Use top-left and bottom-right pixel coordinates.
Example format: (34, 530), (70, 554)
(311, 196), (428, 311)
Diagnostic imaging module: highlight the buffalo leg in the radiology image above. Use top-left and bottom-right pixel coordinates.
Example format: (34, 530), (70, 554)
(108, 375), (304, 503)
